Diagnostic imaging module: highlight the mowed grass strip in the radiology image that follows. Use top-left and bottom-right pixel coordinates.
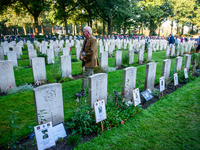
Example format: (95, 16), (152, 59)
(75, 77), (200, 150)
(0, 49), (183, 146)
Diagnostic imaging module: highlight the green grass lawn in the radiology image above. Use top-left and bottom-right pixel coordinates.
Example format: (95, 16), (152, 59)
(0, 44), (189, 146)
(76, 77), (200, 150)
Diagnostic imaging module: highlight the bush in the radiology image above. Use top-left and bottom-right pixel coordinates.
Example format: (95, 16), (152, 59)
(93, 66), (104, 74)
(122, 53), (129, 67)
(71, 58), (78, 62)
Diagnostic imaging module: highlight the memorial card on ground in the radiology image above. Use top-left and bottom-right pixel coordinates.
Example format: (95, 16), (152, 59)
(184, 68), (188, 79)
(53, 123), (67, 141)
(94, 100), (107, 123)
(159, 77), (165, 92)
(174, 73), (178, 86)
(141, 90), (153, 101)
(133, 88), (141, 106)
(34, 121), (56, 150)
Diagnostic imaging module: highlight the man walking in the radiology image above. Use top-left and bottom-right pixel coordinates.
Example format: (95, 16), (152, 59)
(75, 26), (99, 98)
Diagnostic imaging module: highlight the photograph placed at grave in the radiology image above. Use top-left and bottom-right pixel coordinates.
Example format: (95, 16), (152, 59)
(174, 73), (179, 86)
(94, 100), (107, 123)
(133, 88), (141, 106)
(34, 121), (56, 150)
(159, 77), (165, 92)
(141, 90), (153, 101)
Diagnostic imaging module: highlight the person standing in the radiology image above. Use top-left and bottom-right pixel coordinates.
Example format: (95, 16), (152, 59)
(169, 33), (175, 54)
(75, 26), (99, 98)
(196, 34), (200, 53)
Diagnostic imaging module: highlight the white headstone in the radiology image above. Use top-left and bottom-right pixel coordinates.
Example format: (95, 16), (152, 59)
(60, 55), (71, 78)
(138, 49), (144, 65)
(129, 50), (134, 64)
(32, 57), (46, 84)
(7, 51), (18, 67)
(147, 47), (152, 61)
(0, 60), (16, 92)
(100, 52), (108, 70)
(63, 47), (70, 56)
(184, 54), (191, 71)
(145, 62), (157, 90)
(175, 56), (183, 71)
(2, 45), (9, 55)
(162, 59), (171, 80)
(28, 50), (37, 66)
(47, 49), (54, 64)
(89, 73), (107, 108)
(166, 46), (170, 58)
(0, 47), (4, 60)
(122, 67), (137, 101)
(33, 83), (64, 126)
(115, 51), (122, 68)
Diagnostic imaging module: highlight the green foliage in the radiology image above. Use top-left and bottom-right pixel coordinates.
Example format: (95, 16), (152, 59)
(93, 66), (104, 74)
(37, 53), (47, 64)
(67, 133), (82, 148)
(50, 57), (61, 82)
(71, 58), (78, 62)
(6, 83), (33, 94)
(151, 88), (160, 100)
(122, 53), (129, 67)
(178, 69), (196, 84)
(59, 77), (74, 83)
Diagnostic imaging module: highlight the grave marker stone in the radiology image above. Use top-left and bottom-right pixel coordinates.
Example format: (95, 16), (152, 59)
(184, 54), (191, 71)
(162, 59), (171, 79)
(100, 52), (108, 70)
(89, 73), (107, 108)
(175, 56), (182, 71)
(28, 50), (37, 66)
(138, 49), (144, 65)
(166, 46), (170, 58)
(7, 51), (18, 67)
(115, 51), (122, 68)
(63, 47), (70, 55)
(33, 83), (64, 125)
(0, 47), (4, 60)
(128, 50), (134, 64)
(0, 60), (16, 92)
(122, 67), (137, 101)
(2, 45), (9, 55)
(60, 55), (71, 77)
(145, 62), (157, 90)
(32, 57), (46, 84)
(47, 49), (54, 64)
(147, 47), (152, 61)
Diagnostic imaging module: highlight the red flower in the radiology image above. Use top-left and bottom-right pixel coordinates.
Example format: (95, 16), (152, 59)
(121, 120), (124, 124)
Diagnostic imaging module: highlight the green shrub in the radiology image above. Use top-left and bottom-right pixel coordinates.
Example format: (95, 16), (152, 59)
(7, 83), (33, 94)
(122, 53), (129, 67)
(67, 133), (82, 148)
(104, 67), (116, 73)
(93, 66), (104, 74)
(71, 58), (78, 62)
(37, 53), (47, 64)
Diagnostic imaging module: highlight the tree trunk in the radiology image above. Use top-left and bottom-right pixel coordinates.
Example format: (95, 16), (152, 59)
(158, 24), (161, 36)
(108, 18), (111, 35)
(32, 26), (35, 35)
(181, 25), (184, 35)
(72, 24), (74, 36)
(95, 20), (98, 35)
(87, 21), (89, 26)
(75, 23), (77, 35)
(171, 20), (173, 33)
(23, 25), (27, 35)
(64, 19), (68, 34)
(34, 16), (39, 35)
(79, 22), (82, 35)
(123, 19), (126, 35)
(62, 27), (65, 34)
(191, 24), (194, 35)
(52, 23), (54, 33)
(90, 20), (92, 28)
(103, 20), (105, 35)
(41, 23), (44, 35)
(149, 19), (153, 36)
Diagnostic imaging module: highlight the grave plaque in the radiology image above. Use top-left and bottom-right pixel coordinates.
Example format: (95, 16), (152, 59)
(174, 73), (178, 86)
(33, 83), (64, 125)
(32, 57), (46, 84)
(184, 68), (188, 79)
(147, 47), (152, 61)
(145, 62), (157, 90)
(60, 55), (71, 78)
(166, 46), (170, 58)
(89, 73), (107, 108)
(0, 60), (16, 92)
(159, 77), (165, 92)
(162, 59), (171, 80)
(94, 100), (107, 123)
(122, 67), (137, 101)
(141, 90), (153, 101)
(138, 49), (144, 65)
(133, 88), (141, 106)
(100, 52), (108, 70)
(63, 47), (70, 55)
